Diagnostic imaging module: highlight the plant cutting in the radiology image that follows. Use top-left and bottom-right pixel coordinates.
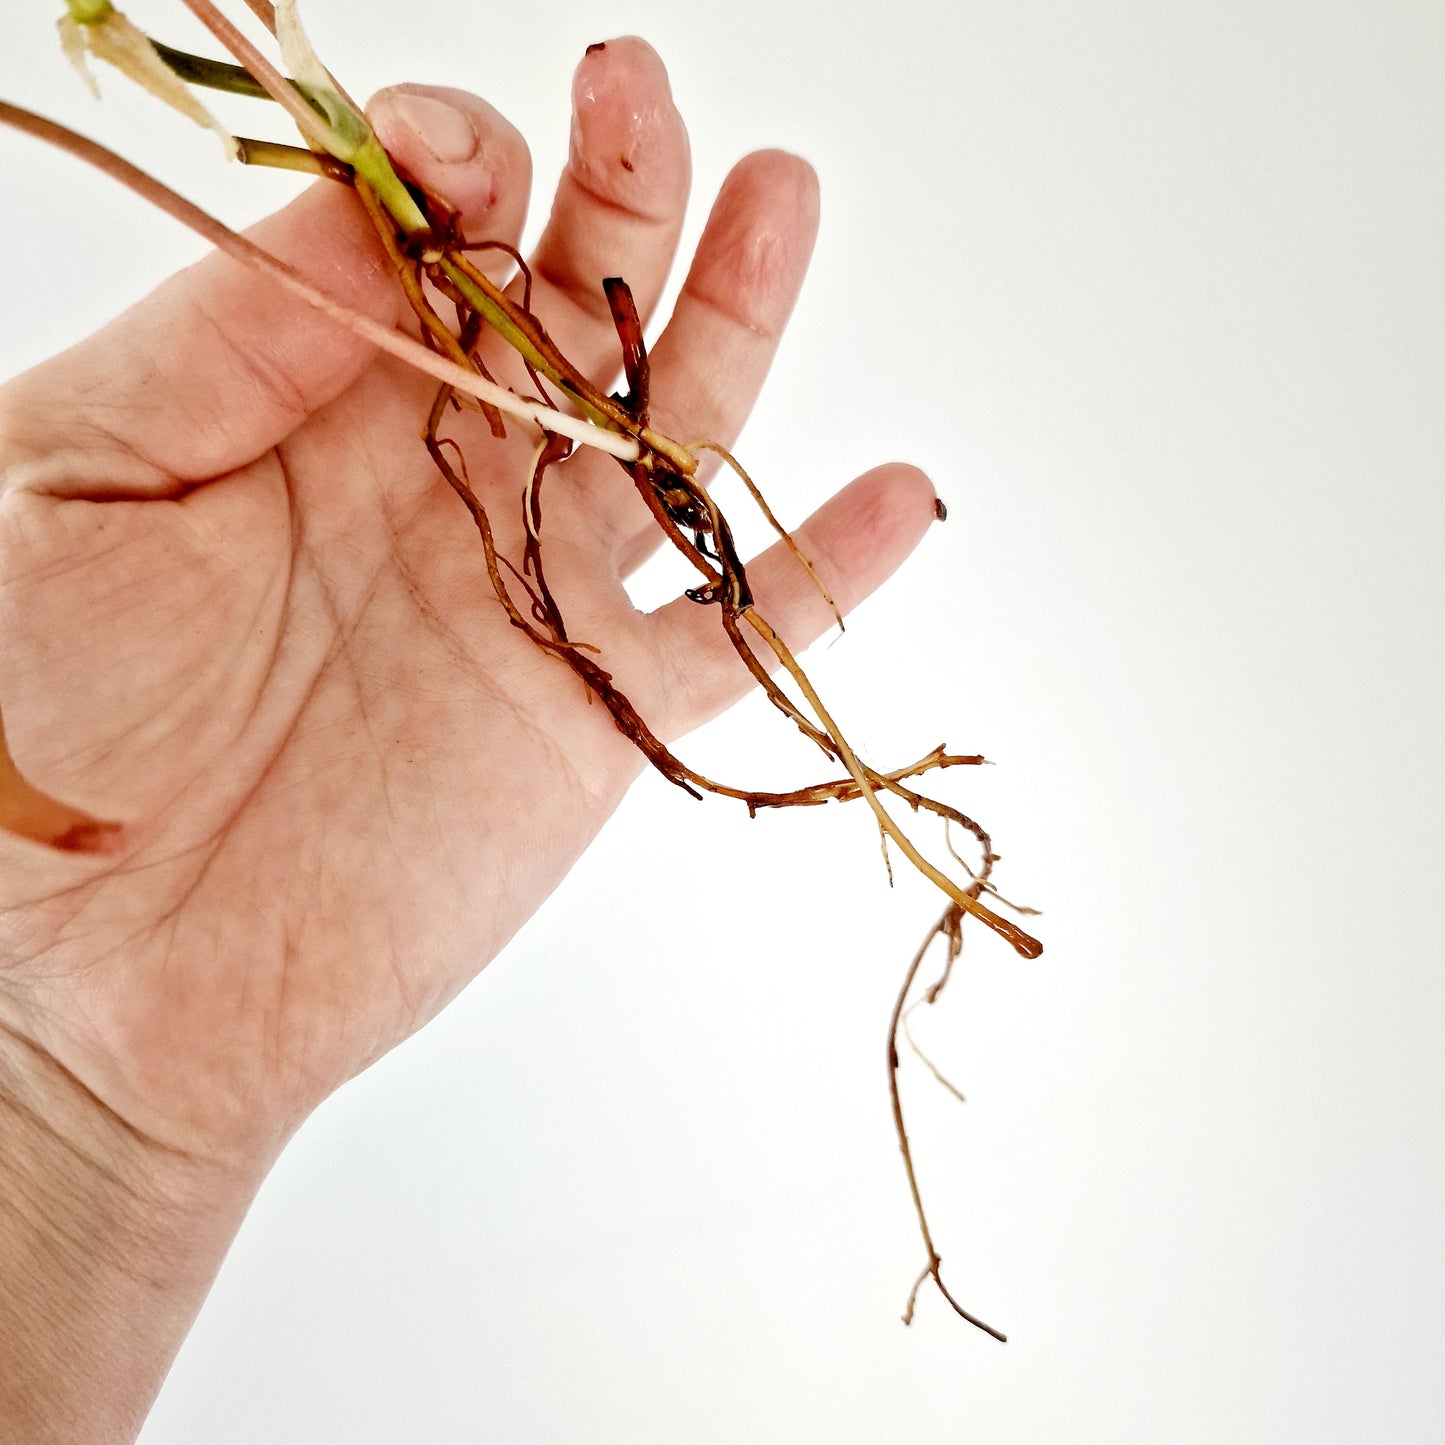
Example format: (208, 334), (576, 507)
(0, 0), (1040, 1354)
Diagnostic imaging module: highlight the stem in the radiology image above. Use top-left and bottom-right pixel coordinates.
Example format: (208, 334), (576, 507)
(235, 137), (350, 179)
(240, 0), (278, 32)
(267, 0), (426, 229)
(150, 41), (273, 99)
(416, 252), (693, 471)
(349, 132), (429, 233)
(170, 1), (414, 229)
(0, 103), (638, 462)
(175, 0), (332, 155)
(435, 253), (638, 437)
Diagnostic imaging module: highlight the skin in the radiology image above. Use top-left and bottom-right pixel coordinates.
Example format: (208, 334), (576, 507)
(0, 39), (938, 1442)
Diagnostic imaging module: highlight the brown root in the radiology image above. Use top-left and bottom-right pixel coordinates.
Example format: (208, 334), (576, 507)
(889, 907), (1006, 1340)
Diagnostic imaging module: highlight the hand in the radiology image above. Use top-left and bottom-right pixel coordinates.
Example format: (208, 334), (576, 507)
(0, 39), (941, 1440)
(0, 39), (936, 1175)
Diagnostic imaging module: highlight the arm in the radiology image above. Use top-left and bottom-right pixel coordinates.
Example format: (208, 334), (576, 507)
(0, 1029), (255, 1442)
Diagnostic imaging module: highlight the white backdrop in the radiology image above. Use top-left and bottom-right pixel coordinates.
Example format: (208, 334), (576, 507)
(2, 2), (1443, 1441)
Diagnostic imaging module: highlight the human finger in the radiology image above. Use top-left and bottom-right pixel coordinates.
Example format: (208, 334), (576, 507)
(636, 465), (940, 739)
(0, 87), (530, 498)
(474, 37), (689, 388)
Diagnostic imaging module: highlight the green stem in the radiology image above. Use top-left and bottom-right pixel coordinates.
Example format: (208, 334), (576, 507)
(435, 257), (619, 430)
(348, 133), (428, 233)
(428, 254), (694, 467)
(149, 41), (273, 101)
(235, 137), (350, 180)
(64, 0), (114, 23)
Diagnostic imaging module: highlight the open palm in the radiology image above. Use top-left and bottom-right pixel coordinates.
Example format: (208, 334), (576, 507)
(0, 41), (935, 1174)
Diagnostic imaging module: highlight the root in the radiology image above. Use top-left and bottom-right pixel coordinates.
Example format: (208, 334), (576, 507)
(687, 439), (842, 630)
(889, 908), (1005, 1340)
(901, 1000), (966, 1103)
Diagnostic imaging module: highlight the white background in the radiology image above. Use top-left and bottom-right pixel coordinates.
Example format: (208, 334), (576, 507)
(2, 2), (1443, 1441)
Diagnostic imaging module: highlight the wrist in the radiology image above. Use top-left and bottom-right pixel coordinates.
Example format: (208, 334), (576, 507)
(0, 1020), (259, 1444)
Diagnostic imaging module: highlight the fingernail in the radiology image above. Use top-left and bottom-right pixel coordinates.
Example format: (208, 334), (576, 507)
(381, 92), (479, 165)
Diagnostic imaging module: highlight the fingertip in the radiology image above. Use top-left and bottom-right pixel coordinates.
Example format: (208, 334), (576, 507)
(569, 35), (690, 216)
(728, 149), (820, 228)
(881, 461), (942, 529)
(370, 86), (482, 167)
(574, 34), (675, 110)
(683, 150), (820, 333)
(368, 84), (531, 241)
(816, 464), (938, 585)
